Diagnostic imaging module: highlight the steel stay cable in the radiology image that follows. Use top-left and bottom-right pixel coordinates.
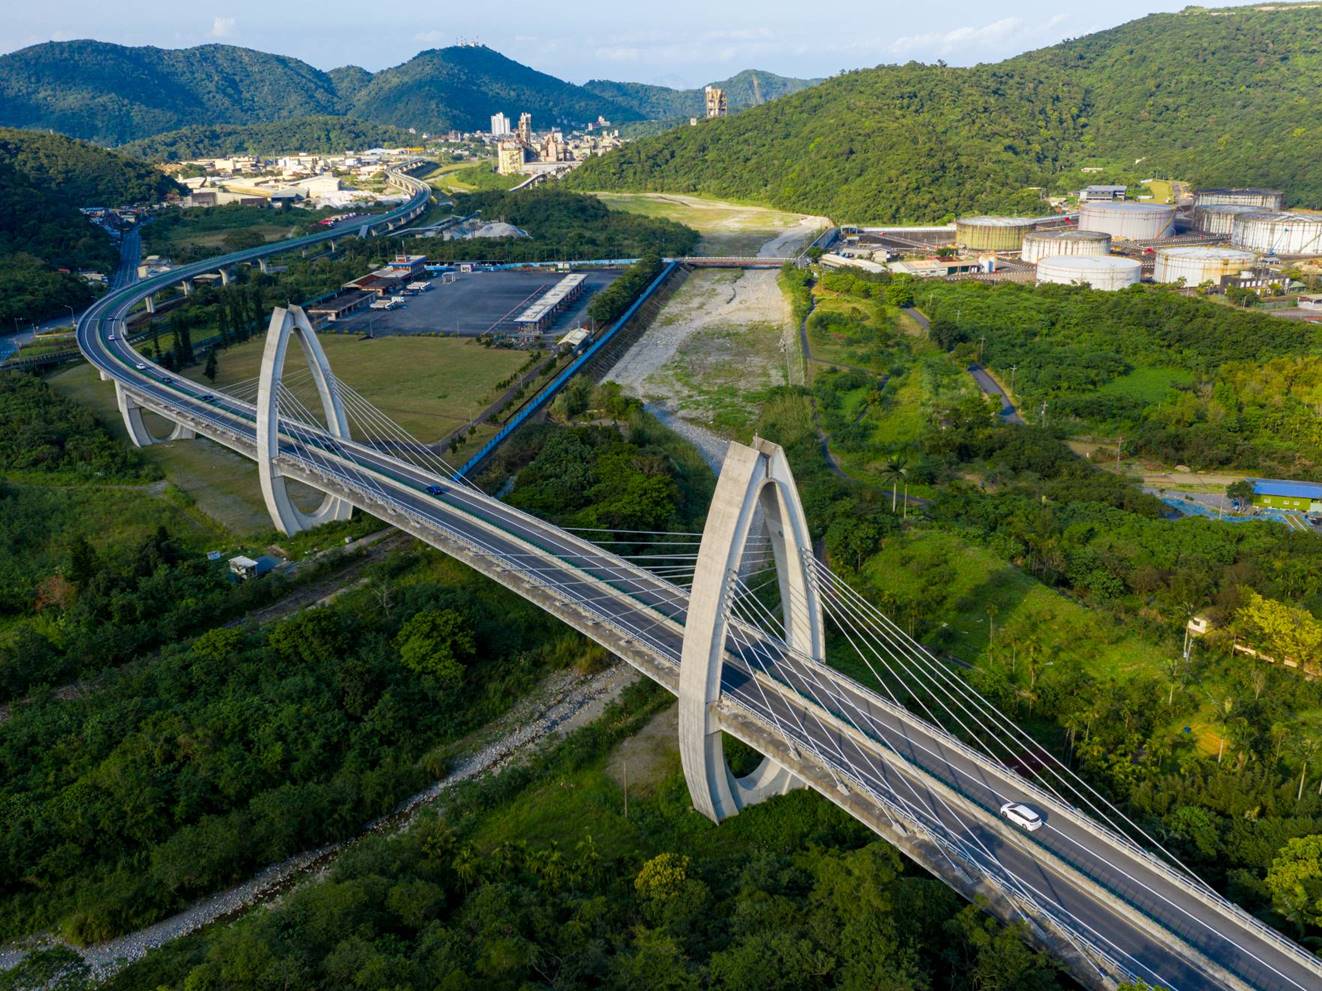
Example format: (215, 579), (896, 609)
(721, 586), (1158, 987)
(814, 562), (1207, 883)
(333, 379), (472, 486)
(810, 566), (1311, 991)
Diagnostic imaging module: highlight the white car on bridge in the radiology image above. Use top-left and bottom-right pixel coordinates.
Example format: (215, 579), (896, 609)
(1000, 802), (1043, 831)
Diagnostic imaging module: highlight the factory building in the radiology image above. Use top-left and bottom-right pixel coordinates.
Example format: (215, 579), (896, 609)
(704, 85), (728, 119)
(1078, 201), (1175, 240)
(1021, 229), (1111, 264)
(1195, 188), (1285, 211)
(497, 140), (528, 175)
(1231, 212), (1322, 256)
(1153, 246), (1257, 286)
(1192, 203), (1261, 236)
(517, 113), (533, 145)
(955, 216), (1039, 251)
(1080, 185), (1127, 202)
(1036, 255), (1141, 291)
(512, 274), (587, 335)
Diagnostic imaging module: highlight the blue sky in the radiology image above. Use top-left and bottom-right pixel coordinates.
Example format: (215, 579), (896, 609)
(3, 1), (1224, 85)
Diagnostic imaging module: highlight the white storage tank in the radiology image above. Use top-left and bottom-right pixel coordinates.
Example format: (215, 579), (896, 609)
(1078, 201), (1176, 240)
(1037, 255), (1142, 291)
(1020, 229), (1112, 263)
(1231, 212), (1322, 256)
(1192, 203), (1260, 236)
(1154, 246), (1257, 285)
(1194, 188), (1285, 211)
(955, 216), (1039, 251)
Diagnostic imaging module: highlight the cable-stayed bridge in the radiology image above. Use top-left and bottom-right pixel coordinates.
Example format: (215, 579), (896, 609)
(74, 173), (1322, 991)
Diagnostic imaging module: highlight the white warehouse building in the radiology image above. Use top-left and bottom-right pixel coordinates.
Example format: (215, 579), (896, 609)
(1153, 246), (1257, 285)
(1231, 212), (1322, 256)
(1078, 201), (1176, 240)
(1037, 255), (1142, 291)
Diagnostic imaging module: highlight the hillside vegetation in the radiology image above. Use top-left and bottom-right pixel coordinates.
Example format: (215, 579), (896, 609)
(569, 5), (1322, 219)
(0, 128), (180, 325)
(348, 45), (640, 133)
(0, 41), (344, 146)
(119, 116), (419, 161)
(570, 63), (1082, 222)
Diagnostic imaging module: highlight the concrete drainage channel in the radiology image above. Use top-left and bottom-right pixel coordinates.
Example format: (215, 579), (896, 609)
(0, 664), (639, 982)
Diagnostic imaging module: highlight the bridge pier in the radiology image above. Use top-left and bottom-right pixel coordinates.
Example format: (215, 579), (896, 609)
(257, 257), (270, 274)
(219, 267), (232, 286)
(255, 304), (353, 535)
(181, 279), (194, 297)
(144, 295), (156, 315)
(115, 383), (195, 446)
(679, 438), (816, 822)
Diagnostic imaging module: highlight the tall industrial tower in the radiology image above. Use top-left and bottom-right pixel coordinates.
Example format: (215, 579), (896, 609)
(704, 85), (728, 119)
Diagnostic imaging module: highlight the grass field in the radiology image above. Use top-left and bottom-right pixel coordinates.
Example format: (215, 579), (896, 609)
(860, 530), (1171, 682)
(424, 160), (521, 194)
(49, 336), (527, 535)
(592, 191), (825, 256)
(1095, 365), (1193, 403)
(185, 335), (530, 441)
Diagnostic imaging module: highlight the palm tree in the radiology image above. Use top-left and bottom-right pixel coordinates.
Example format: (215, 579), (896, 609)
(881, 453), (909, 513)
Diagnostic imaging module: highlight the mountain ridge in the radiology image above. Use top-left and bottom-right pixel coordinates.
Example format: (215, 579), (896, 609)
(566, 4), (1322, 220)
(0, 40), (819, 146)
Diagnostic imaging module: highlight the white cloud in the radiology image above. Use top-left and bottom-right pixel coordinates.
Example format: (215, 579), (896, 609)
(888, 17), (1021, 57)
(208, 16), (236, 39)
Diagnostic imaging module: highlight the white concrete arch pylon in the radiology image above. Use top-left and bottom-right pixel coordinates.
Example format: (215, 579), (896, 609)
(255, 304), (353, 535)
(114, 383), (196, 447)
(679, 437), (821, 822)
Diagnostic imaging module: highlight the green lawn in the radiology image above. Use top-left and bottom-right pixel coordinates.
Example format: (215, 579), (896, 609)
(187, 335), (530, 441)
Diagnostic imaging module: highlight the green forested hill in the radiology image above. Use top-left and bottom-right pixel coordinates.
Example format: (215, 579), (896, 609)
(569, 4), (1322, 220)
(584, 69), (823, 120)
(0, 41), (345, 146)
(348, 45), (641, 132)
(328, 65), (373, 102)
(0, 128), (180, 325)
(570, 63), (1085, 222)
(120, 116), (419, 161)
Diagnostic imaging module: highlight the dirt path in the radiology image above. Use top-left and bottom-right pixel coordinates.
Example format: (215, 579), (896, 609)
(0, 664), (639, 980)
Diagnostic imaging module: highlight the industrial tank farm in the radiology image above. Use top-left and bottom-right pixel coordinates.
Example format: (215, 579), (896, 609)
(1154, 246), (1256, 285)
(1231, 212), (1322, 256)
(956, 216), (1038, 251)
(1078, 202), (1176, 240)
(1192, 203), (1260, 236)
(1020, 229), (1111, 264)
(1194, 188), (1285, 211)
(1037, 255), (1141, 291)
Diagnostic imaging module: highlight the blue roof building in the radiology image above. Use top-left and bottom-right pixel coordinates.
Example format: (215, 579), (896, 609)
(1250, 478), (1322, 512)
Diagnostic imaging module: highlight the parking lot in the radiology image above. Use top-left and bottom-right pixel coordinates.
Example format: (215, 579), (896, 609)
(332, 268), (622, 338)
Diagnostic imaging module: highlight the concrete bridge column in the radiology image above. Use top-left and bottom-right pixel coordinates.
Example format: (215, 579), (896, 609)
(144, 295), (156, 314)
(678, 438), (818, 823)
(115, 383), (195, 447)
(255, 304), (353, 535)
(258, 257), (270, 274)
(181, 279), (194, 296)
(219, 267), (232, 286)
